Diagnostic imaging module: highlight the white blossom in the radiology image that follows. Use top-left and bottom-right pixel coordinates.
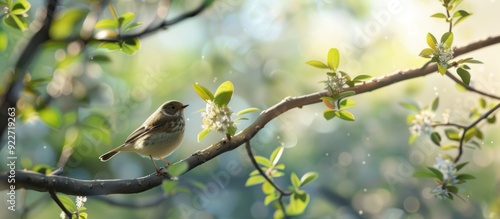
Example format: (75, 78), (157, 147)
(433, 156), (457, 184)
(202, 100), (236, 133)
(442, 109), (450, 124)
(76, 196), (87, 208)
(431, 186), (451, 199)
(325, 72), (347, 95)
(409, 110), (435, 136)
(436, 42), (454, 68)
(60, 211), (67, 219)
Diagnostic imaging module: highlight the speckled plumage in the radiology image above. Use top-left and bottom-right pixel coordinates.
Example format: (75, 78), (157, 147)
(99, 101), (188, 163)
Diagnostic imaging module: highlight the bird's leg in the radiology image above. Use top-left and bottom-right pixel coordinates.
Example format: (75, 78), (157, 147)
(159, 158), (171, 167)
(149, 155), (167, 176)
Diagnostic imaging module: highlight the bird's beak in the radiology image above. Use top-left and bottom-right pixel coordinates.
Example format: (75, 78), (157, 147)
(182, 104), (189, 109)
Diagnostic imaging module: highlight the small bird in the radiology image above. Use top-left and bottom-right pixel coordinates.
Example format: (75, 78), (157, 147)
(99, 100), (188, 175)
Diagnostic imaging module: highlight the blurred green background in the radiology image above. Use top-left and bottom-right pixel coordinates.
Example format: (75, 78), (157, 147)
(1, 0), (500, 218)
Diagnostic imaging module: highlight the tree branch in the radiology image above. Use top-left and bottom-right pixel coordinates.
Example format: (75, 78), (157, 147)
(445, 71), (500, 100)
(49, 190), (72, 218)
(1, 34), (500, 196)
(455, 102), (500, 163)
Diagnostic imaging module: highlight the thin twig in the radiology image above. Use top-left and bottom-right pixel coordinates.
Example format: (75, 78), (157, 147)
(245, 141), (290, 218)
(432, 122), (467, 129)
(455, 103), (500, 163)
(49, 190), (72, 218)
(445, 71), (500, 100)
(245, 142), (291, 196)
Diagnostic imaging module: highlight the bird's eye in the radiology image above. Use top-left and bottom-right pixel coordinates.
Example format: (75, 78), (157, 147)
(170, 105), (176, 109)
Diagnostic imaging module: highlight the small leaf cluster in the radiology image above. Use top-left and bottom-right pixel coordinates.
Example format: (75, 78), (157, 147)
(245, 146), (319, 218)
(419, 1), (482, 84)
(431, 98), (496, 151)
(306, 48), (370, 122)
(193, 81), (259, 141)
(1, 0), (30, 31)
(431, 0), (471, 27)
(414, 161), (475, 200)
(94, 4), (142, 55)
(57, 195), (88, 219)
(0, 0), (31, 51)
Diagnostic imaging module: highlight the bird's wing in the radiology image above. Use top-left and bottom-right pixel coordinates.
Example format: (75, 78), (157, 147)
(124, 115), (167, 144)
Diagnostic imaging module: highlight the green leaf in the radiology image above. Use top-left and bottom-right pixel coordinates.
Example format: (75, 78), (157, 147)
(323, 109), (336, 120)
(305, 60), (329, 69)
(464, 127), (477, 142)
(327, 48), (340, 71)
(286, 192), (310, 216)
(264, 193), (279, 205)
(419, 48), (435, 58)
(237, 107), (259, 115)
(479, 98), (487, 109)
(227, 125), (237, 136)
(299, 172), (318, 187)
(454, 10), (471, 26)
(197, 128), (211, 142)
(95, 18), (119, 29)
(447, 185), (458, 194)
(456, 68), (470, 85)
(413, 170), (437, 178)
(430, 13), (447, 18)
(335, 110), (355, 121)
(193, 83), (214, 102)
(167, 162), (188, 177)
(99, 42), (120, 50)
(430, 132), (441, 146)
(427, 167), (444, 180)
(290, 172), (300, 188)
(162, 180), (177, 194)
(455, 162), (468, 171)
(271, 171), (285, 178)
(38, 107), (62, 129)
(455, 174), (475, 180)
(245, 175), (266, 186)
(441, 32), (454, 48)
(10, 1), (31, 15)
(445, 129), (460, 141)
(270, 146), (284, 166)
(57, 194), (76, 212)
(333, 90), (356, 100)
(262, 181), (275, 194)
(214, 81), (234, 107)
(464, 59), (482, 64)
(399, 101), (420, 111)
(123, 22), (143, 33)
(352, 75), (371, 82)
(0, 30), (7, 51)
(255, 156), (272, 167)
(118, 12), (135, 28)
(438, 64), (447, 75)
(453, 10), (470, 18)
(408, 134), (418, 145)
(441, 144), (458, 150)
(89, 54), (111, 63)
(121, 37), (141, 55)
(426, 33), (437, 50)
(339, 99), (356, 109)
(50, 8), (88, 39)
(4, 14), (28, 30)
(431, 96), (439, 111)
(487, 115), (496, 124)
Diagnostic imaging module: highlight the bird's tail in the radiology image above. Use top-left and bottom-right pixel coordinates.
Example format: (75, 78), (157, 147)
(99, 150), (120, 162)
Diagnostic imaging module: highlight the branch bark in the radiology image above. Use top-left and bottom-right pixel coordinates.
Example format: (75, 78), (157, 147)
(1, 34), (500, 196)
